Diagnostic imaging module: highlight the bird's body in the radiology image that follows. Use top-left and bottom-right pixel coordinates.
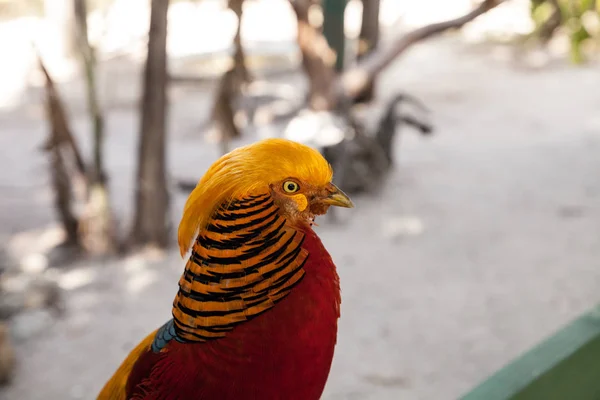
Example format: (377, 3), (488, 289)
(98, 139), (352, 400)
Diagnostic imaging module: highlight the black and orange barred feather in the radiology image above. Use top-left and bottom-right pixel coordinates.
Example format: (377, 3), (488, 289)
(172, 192), (308, 342)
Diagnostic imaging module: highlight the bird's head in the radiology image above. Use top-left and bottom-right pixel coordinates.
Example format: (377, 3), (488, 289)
(178, 138), (353, 256)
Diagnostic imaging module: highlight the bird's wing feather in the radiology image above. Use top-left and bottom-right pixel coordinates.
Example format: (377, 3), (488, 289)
(96, 329), (160, 400)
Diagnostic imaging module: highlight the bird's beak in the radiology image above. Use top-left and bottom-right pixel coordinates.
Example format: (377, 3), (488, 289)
(322, 183), (354, 208)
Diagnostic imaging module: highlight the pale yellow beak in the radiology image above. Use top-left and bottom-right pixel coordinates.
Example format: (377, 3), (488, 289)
(322, 183), (354, 208)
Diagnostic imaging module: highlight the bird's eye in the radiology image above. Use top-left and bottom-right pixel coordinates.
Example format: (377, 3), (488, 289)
(283, 181), (300, 193)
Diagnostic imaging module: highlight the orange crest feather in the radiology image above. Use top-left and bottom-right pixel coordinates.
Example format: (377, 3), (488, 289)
(177, 139), (333, 257)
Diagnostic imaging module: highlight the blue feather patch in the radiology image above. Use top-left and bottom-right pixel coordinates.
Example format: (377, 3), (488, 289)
(151, 319), (183, 353)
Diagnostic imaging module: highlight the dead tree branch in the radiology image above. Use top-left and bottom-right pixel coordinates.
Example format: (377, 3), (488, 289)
(291, 1), (502, 197)
(338, 0), (505, 102)
(38, 59), (87, 178)
(38, 56), (86, 247)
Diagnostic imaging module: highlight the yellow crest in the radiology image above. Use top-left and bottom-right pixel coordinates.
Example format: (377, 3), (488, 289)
(177, 139), (333, 256)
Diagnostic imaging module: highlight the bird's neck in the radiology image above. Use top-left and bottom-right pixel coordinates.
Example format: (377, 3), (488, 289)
(171, 193), (339, 343)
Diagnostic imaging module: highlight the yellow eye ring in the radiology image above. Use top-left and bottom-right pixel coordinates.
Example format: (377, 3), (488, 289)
(283, 181), (300, 193)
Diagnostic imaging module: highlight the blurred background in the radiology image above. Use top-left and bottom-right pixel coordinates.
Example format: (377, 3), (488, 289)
(0, 0), (599, 399)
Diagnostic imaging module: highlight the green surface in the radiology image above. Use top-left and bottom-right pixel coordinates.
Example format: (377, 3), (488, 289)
(462, 305), (600, 400)
(322, 0), (347, 72)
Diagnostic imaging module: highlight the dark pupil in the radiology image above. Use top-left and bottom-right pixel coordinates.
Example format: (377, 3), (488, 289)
(287, 183), (296, 191)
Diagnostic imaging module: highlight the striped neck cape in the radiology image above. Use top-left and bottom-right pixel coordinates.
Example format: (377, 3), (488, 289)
(169, 192), (308, 344)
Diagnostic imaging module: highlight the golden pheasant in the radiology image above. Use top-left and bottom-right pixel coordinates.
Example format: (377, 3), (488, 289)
(98, 138), (353, 399)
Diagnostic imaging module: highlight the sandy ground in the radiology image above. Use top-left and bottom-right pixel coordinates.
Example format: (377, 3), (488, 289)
(1, 4), (600, 400)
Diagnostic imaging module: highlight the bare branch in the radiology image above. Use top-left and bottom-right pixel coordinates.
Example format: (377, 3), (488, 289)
(37, 55), (85, 246)
(339, 0), (505, 100)
(37, 55), (87, 178)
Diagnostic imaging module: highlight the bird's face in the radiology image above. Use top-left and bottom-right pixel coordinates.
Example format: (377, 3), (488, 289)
(178, 138), (354, 255)
(270, 177), (353, 227)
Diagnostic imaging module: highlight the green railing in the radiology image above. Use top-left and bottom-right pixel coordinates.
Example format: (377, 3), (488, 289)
(462, 305), (600, 400)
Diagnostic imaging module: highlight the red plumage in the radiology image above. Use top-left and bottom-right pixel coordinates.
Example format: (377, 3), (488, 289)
(126, 226), (341, 400)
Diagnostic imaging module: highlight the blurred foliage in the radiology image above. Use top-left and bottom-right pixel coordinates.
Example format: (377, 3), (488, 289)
(531, 0), (600, 63)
